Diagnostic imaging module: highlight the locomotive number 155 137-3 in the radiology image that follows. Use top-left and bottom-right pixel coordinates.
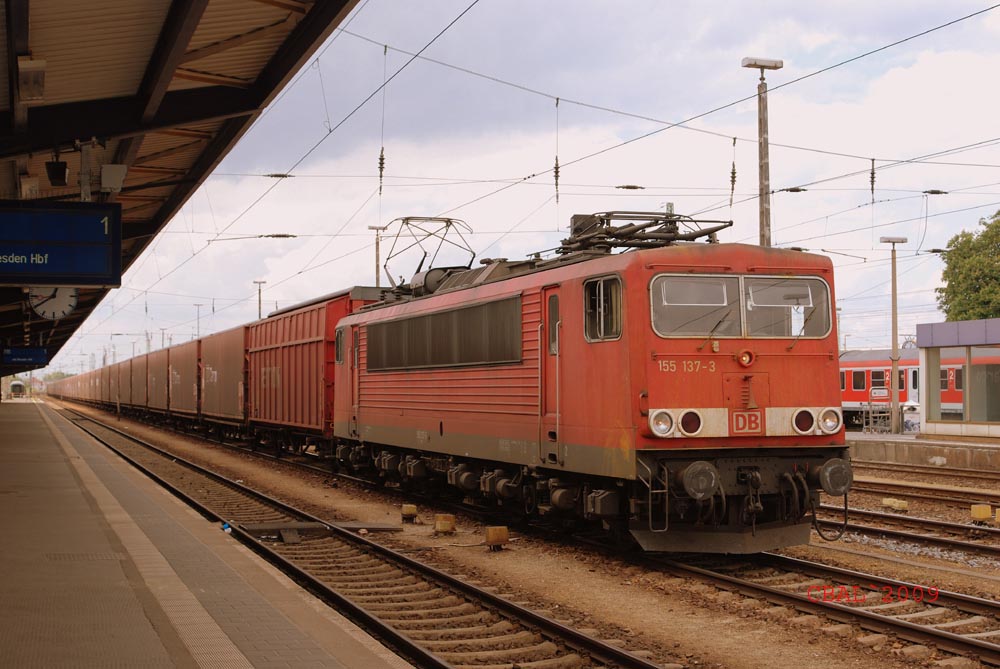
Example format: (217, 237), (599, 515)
(656, 359), (717, 373)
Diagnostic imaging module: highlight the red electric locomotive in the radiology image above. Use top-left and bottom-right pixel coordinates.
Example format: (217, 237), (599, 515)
(332, 212), (852, 553)
(48, 211), (853, 554)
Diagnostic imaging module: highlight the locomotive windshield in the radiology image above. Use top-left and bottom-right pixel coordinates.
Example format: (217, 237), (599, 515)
(652, 276), (741, 336)
(650, 274), (831, 338)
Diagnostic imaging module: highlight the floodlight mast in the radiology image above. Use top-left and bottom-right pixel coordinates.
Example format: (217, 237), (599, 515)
(742, 57), (783, 248)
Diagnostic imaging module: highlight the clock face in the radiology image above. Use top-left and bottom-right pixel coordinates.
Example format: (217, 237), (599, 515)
(28, 286), (79, 320)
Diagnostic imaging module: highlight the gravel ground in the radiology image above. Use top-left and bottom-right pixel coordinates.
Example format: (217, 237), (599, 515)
(56, 401), (985, 669)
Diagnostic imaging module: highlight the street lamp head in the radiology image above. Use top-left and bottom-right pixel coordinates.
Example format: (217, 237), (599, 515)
(879, 236), (908, 245)
(742, 57), (783, 70)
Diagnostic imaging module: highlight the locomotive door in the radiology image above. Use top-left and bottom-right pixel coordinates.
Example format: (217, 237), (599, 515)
(349, 325), (360, 437)
(540, 286), (561, 464)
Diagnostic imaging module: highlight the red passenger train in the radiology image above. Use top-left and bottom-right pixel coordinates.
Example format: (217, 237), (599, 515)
(838, 349), (999, 428)
(49, 212), (853, 553)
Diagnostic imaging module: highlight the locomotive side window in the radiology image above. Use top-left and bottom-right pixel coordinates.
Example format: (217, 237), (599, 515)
(650, 275), (740, 337)
(871, 370), (885, 388)
(548, 295), (560, 354)
(912, 369), (919, 390)
(334, 328), (344, 364)
(367, 296), (522, 370)
(852, 370), (865, 391)
(584, 276), (622, 341)
(745, 277), (830, 338)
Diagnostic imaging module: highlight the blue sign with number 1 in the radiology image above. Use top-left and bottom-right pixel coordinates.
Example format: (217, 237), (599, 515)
(0, 200), (122, 286)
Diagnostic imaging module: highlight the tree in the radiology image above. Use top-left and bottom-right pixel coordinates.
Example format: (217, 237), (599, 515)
(935, 210), (1000, 321)
(43, 371), (71, 382)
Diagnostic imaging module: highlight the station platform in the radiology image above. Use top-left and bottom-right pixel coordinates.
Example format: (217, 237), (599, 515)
(0, 399), (411, 669)
(847, 431), (1000, 470)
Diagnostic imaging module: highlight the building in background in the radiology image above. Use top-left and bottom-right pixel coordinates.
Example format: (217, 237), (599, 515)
(917, 318), (1000, 439)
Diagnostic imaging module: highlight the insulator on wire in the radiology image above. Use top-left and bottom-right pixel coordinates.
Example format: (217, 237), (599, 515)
(869, 158), (875, 203)
(729, 137), (737, 209)
(553, 156), (560, 204)
(378, 146), (386, 195)
(554, 97), (560, 204)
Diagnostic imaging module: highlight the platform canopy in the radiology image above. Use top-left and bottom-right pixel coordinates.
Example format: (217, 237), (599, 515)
(1, 0), (358, 376)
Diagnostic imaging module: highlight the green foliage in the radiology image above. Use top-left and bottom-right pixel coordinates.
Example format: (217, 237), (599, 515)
(43, 371), (71, 382)
(935, 210), (1000, 321)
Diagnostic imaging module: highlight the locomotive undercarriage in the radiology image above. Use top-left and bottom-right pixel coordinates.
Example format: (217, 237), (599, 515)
(631, 449), (852, 552)
(332, 440), (853, 553)
(59, 397), (849, 553)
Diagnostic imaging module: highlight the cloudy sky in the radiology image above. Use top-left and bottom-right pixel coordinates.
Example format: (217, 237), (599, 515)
(50, 0), (1000, 373)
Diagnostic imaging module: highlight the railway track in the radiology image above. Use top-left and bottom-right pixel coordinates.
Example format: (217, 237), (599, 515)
(57, 402), (1000, 665)
(659, 553), (1000, 665)
(815, 504), (1000, 558)
(851, 478), (1000, 508)
(57, 406), (666, 669)
(854, 460), (1000, 487)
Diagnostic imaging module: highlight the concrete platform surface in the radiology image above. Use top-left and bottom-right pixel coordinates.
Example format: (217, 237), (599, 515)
(848, 431), (1000, 470)
(0, 399), (412, 669)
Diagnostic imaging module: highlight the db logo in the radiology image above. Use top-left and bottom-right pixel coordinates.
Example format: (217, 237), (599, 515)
(731, 410), (763, 435)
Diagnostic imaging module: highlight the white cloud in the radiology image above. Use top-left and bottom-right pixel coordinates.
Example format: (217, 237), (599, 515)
(47, 3), (1000, 372)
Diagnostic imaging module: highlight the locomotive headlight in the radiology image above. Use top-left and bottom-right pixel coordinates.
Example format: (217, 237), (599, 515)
(817, 457), (853, 496)
(649, 410), (674, 437)
(819, 408), (842, 434)
(678, 461), (720, 501)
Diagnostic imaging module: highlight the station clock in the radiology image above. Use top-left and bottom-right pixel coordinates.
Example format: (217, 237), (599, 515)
(27, 286), (79, 320)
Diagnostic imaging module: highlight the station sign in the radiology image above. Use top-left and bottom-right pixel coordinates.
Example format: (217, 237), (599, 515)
(0, 200), (122, 287)
(2, 347), (48, 365)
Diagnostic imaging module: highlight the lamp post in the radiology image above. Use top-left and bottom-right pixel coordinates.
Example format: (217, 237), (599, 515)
(742, 57), (783, 248)
(253, 280), (267, 319)
(368, 225), (388, 288)
(880, 236), (907, 433)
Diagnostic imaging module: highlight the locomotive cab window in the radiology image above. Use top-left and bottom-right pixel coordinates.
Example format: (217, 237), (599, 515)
(584, 276), (622, 341)
(334, 328), (344, 364)
(745, 277), (831, 338)
(651, 275), (740, 337)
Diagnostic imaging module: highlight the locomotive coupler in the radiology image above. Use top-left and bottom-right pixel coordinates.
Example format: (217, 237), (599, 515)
(745, 470), (764, 514)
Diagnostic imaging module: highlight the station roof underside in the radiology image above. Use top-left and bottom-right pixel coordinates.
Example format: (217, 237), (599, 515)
(1, 0), (357, 376)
